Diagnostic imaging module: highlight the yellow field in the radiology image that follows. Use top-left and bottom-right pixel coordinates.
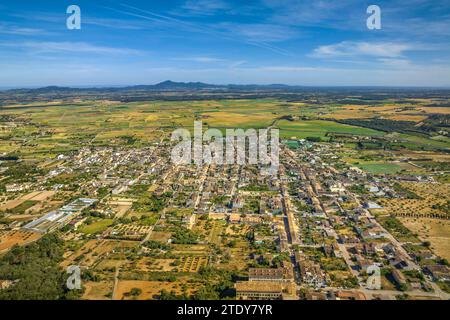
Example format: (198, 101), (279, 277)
(201, 111), (276, 128)
(0, 230), (42, 252)
(0, 191), (54, 211)
(82, 281), (113, 300)
(113, 279), (194, 300)
(62, 239), (137, 268)
(400, 218), (450, 261)
(379, 182), (450, 219)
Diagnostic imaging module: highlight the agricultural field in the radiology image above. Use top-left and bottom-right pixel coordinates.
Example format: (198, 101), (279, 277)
(113, 279), (195, 300)
(356, 162), (402, 175)
(61, 239), (137, 268)
(79, 219), (114, 235)
(0, 230), (42, 252)
(379, 182), (450, 219)
(0, 191), (55, 212)
(277, 119), (383, 139)
(82, 281), (114, 300)
(400, 218), (450, 261)
(1, 97), (448, 162)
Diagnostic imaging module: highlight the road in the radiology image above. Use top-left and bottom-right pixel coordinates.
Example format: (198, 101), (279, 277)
(111, 262), (121, 300)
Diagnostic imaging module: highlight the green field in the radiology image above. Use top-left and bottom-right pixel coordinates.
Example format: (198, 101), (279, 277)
(356, 162), (402, 174)
(79, 219), (113, 234)
(277, 120), (384, 139)
(9, 200), (39, 214)
(1, 98), (448, 160)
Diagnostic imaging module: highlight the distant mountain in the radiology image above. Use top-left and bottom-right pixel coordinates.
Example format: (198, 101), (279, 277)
(3, 81), (303, 93)
(125, 81), (298, 91)
(4, 81), (444, 94)
(152, 80), (223, 90)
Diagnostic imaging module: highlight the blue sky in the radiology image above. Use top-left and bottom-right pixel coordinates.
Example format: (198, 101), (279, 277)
(0, 0), (449, 87)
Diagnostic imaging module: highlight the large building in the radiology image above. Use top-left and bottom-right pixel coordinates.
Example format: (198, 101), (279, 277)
(235, 281), (296, 300)
(23, 198), (97, 233)
(248, 266), (294, 282)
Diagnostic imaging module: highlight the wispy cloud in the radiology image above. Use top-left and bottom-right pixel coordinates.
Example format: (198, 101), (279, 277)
(258, 66), (333, 72)
(9, 12), (159, 31)
(172, 56), (226, 63)
(378, 58), (412, 68)
(178, 0), (229, 16)
(384, 16), (450, 38)
(0, 23), (52, 36)
(311, 41), (414, 58)
(229, 60), (247, 68)
(83, 17), (152, 30)
(8, 41), (143, 56)
(171, 56), (248, 70)
(216, 22), (298, 43)
(102, 3), (294, 56)
(262, 0), (362, 29)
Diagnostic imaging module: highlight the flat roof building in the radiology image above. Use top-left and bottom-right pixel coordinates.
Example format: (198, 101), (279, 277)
(235, 281), (296, 300)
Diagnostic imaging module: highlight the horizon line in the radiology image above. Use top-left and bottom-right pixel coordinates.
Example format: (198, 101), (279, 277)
(2, 81), (450, 91)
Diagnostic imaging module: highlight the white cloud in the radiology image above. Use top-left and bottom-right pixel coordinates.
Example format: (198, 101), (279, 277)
(218, 23), (298, 43)
(262, 0), (362, 29)
(180, 0), (229, 16)
(378, 58), (412, 68)
(171, 57), (247, 69)
(258, 66), (331, 72)
(0, 23), (52, 36)
(18, 41), (143, 55)
(172, 56), (225, 63)
(312, 41), (413, 58)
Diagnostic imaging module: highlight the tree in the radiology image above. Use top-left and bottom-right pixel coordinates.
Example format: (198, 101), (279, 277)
(130, 288), (142, 296)
(0, 235), (83, 300)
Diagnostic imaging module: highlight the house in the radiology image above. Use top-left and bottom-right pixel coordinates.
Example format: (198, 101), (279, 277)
(338, 235), (360, 244)
(383, 243), (396, 256)
(248, 266), (294, 282)
(412, 250), (436, 261)
(364, 202), (383, 210)
(391, 269), (407, 287)
(330, 183), (346, 194)
(241, 215), (262, 225)
(355, 227), (388, 240)
(363, 243), (377, 256)
(5, 183), (30, 193)
(389, 255), (415, 271)
(355, 255), (373, 271)
(208, 213), (226, 220)
(424, 265), (450, 281)
(295, 253), (327, 288)
(366, 185), (379, 193)
(228, 213), (242, 224)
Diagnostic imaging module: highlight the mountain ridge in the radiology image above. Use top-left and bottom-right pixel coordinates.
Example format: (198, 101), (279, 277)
(2, 80), (305, 93)
(3, 81), (449, 93)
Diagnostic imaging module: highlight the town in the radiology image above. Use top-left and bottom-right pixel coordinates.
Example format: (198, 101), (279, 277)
(0, 88), (448, 300)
